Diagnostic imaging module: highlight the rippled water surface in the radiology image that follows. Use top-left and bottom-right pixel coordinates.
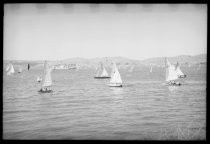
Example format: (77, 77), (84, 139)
(3, 66), (206, 140)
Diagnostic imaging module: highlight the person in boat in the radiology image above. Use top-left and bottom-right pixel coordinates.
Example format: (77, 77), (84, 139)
(169, 80), (181, 85)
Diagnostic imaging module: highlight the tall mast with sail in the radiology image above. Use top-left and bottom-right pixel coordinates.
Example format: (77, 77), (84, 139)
(165, 58), (181, 86)
(94, 62), (110, 79)
(175, 62), (186, 78)
(108, 62), (122, 87)
(39, 61), (52, 92)
(6, 63), (15, 75)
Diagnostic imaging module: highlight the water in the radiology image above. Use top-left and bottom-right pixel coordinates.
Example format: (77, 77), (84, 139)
(3, 65), (206, 140)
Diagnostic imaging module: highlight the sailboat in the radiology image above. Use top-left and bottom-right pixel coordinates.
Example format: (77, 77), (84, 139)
(128, 65), (134, 72)
(150, 65), (153, 73)
(28, 64), (30, 71)
(5, 63), (10, 71)
(18, 67), (22, 73)
(6, 63), (15, 75)
(39, 61), (53, 92)
(165, 58), (181, 86)
(108, 62), (122, 87)
(175, 62), (186, 78)
(94, 62), (110, 79)
(37, 76), (42, 83)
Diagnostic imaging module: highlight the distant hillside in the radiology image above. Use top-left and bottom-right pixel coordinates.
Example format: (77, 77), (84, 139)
(4, 54), (206, 69)
(140, 54), (206, 66)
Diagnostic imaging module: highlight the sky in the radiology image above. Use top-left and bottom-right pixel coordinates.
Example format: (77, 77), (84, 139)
(4, 4), (207, 61)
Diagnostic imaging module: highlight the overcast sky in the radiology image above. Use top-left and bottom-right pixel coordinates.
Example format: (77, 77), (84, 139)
(4, 4), (207, 61)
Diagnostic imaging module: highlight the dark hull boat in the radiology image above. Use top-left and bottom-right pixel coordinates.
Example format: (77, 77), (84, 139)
(178, 75), (187, 78)
(94, 76), (111, 79)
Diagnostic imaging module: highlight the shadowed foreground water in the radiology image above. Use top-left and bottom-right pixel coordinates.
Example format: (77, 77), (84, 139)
(3, 65), (206, 140)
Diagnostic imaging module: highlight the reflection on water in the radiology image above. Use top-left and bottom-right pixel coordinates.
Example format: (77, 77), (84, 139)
(110, 87), (124, 95)
(167, 86), (180, 93)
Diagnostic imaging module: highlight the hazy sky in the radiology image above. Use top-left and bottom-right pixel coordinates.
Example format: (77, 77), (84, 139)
(4, 4), (207, 60)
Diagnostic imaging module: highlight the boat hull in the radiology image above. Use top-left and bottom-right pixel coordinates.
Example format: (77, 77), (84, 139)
(108, 83), (122, 87)
(94, 76), (111, 79)
(178, 75), (187, 78)
(38, 89), (53, 93)
(164, 83), (181, 86)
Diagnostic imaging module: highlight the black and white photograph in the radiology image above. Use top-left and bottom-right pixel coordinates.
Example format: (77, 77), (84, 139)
(3, 4), (206, 140)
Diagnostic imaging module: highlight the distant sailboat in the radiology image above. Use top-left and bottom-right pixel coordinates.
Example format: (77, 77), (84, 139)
(6, 63), (15, 75)
(128, 65), (134, 72)
(94, 62), (110, 79)
(108, 62), (122, 87)
(18, 67), (22, 73)
(150, 65), (153, 73)
(5, 64), (10, 71)
(37, 76), (42, 83)
(28, 64), (30, 71)
(175, 62), (186, 78)
(39, 61), (53, 92)
(165, 58), (181, 86)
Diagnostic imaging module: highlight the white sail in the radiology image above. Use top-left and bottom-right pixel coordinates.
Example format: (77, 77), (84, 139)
(165, 59), (178, 82)
(175, 62), (184, 76)
(5, 64), (10, 71)
(150, 66), (153, 73)
(41, 61), (52, 88)
(7, 63), (15, 75)
(101, 67), (109, 77)
(110, 63), (122, 84)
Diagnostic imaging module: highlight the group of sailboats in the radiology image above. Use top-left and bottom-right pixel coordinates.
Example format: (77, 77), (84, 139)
(5, 63), (30, 75)
(5, 57), (188, 93)
(94, 62), (123, 87)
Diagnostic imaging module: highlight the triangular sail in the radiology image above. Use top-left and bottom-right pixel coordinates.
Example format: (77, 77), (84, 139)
(7, 63), (15, 75)
(165, 58), (178, 82)
(175, 62), (184, 76)
(101, 66), (108, 77)
(41, 61), (52, 88)
(95, 63), (109, 77)
(110, 63), (122, 84)
(5, 64), (10, 71)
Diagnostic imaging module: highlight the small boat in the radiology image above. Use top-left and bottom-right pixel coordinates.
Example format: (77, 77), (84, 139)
(108, 62), (122, 87)
(37, 76), (42, 82)
(6, 63), (15, 75)
(28, 64), (30, 71)
(150, 65), (153, 73)
(94, 62), (110, 79)
(38, 61), (53, 93)
(165, 58), (181, 86)
(175, 62), (186, 78)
